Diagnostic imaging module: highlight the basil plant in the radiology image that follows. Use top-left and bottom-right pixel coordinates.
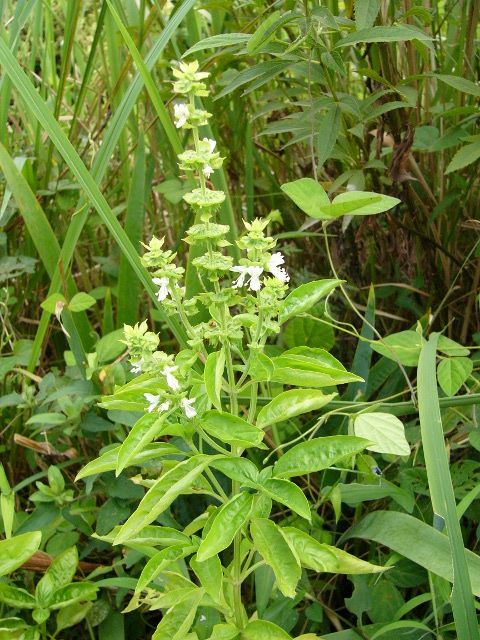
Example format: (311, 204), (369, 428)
(77, 60), (398, 640)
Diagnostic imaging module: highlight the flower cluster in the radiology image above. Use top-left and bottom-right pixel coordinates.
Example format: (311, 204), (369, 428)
(124, 60), (292, 422)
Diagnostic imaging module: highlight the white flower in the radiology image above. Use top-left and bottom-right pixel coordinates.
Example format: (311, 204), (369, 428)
(173, 102), (189, 128)
(158, 400), (171, 413)
(203, 164), (213, 178)
(152, 277), (169, 302)
(144, 393), (161, 413)
(162, 365), (180, 390)
(230, 265), (264, 291)
(203, 137), (216, 153)
(130, 358), (143, 374)
(268, 252), (290, 283)
(181, 397), (197, 419)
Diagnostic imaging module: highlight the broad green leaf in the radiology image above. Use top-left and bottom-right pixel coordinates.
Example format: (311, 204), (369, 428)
(190, 553), (224, 605)
(197, 492), (254, 561)
(136, 544), (194, 593)
(201, 411), (265, 449)
(354, 0), (381, 29)
(353, 413), (410, 456)
(40, 293), (67, 314)
(0, 532), (41, 576)
(95, 328), (126, 363)
(210, 623), (239, 639)
(259, 478), (311, 521)
(257, 389), (336, 429)
(322, 191), (400, 219)
(0, 584), (36, 609)
(36, 546), (78, 607)
(56, 601), (92, 632)
(68, 292), (96, 312)
(338, 481), (414, 513)
(250, 518), (300, 598)
(49, 583), (98, 609)
(210, 457), (259, 484)
(241, 619), (292, 639)
(76, 442), (179, 480)
(114, 455), (215, 544)
(274, 435), (369, 478)
(116, 413), (169, 475)
(152, 590), (203, 640)
(272, 347), (363, 388)
(336, 25), (432, 47)
(183, 33), (250, 56)
(437, 357), (472, 396)
(280, 178), (329, 218)
(435, 74), (480, 98)
(279, 279), (342, 324)
(371, 330), (424, 366)
(281, 527), (339, 572)
(445, 141), (480, 173)
(248, 351), (274, 382)
(437, 335), (469, 357)
(344, 510), (480, 594)
(204, 349), (225, 411)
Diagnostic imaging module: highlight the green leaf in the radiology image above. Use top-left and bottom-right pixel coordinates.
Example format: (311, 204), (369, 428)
(445, 141), (480, 173)
(68, 292), (96, 312)
(95, 328), (126, 363)
(354, 0), (381, 29)
(36, 546), (78, 607)
(183, 33), (250, 56)
(114, 455), (215, 544)
(322, 191), (400, 219)
(257, 389), (336, 429)
(246, 10), (282, 54)
(418, 334), (479, 639)
(250, 518), (300, 598)
(279, 279), (342, 324)
(190, 553), (224, 605)
(152, 591), (203, 640)
(371, 330), (424, 366)
(241, 619), (292, 639)
(197, 492), (254, 562)
(274, 435), (369, 478)
(259, 478), (311, 521)
(49, 583), (98, 609)
(281, 527), (339, 572)
(437, 357), (472, 396)
(280, 178), (330, 218)
(116, 413), (169, 476)
(344, 510), (480, 594)
(437, 335), (470, 357)
(336, 25), (432, 47)
(201, 411), (265, 449)
(271, 347), (363, 388)
(76, 442), (179, 480)
(56, 601), (93, 632)
(136, 544), (194, 593)
(316, 106), (341, 168)
(210, 457), (259, 484)
(204, 349), (225, 411)
(0, 532), (41, 576)
(40, 293), (68, 314)
(353, 413), (410, 456)
(0, 584), (37, 609)
(435, 74), (480, 98)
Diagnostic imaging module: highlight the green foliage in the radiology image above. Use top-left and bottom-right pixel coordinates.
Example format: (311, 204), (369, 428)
(0, 1), (479, 638)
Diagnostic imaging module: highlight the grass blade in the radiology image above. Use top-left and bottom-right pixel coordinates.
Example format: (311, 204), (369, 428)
(418, 333), (480, 640)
